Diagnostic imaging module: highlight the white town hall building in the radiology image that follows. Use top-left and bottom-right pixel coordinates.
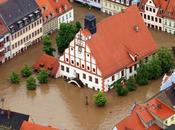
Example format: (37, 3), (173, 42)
(58, 5), (158, 92)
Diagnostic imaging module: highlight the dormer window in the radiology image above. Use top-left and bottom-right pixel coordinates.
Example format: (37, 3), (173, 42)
(59, 8), (62, 14)
(23, 18), (28, 25)
(64, 4), (67, 11)
(29, 14), (34, 22)
(17, 21), (23, 28)
(9, 25), (15, 33)
(34, 10), (40, 18)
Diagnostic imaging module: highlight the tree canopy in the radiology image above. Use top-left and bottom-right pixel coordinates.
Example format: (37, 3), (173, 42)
(56, 22), (82, 54)
(43, 35), (55, 56)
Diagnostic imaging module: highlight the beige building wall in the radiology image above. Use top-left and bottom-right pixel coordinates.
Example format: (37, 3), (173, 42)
(43, 17), (58, 35)
(101, 0), (127, 15)
(10, 17), (43, 57)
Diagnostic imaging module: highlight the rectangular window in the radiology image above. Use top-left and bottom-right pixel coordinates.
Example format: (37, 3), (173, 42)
(66, 67), (69, 72)
(95, 78), (98, 84)
(121, 70), (124, 77)
(112, 75), (115, 81)
(89, 76), (92, 82)
(129, 67), (132, 73)
(61, 65), (64, 71)
(83, 74), (86, 79)
(134, 64), (137, 70)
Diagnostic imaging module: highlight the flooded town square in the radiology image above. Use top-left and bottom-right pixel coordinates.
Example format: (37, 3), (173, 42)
(0, 3), (175, 130)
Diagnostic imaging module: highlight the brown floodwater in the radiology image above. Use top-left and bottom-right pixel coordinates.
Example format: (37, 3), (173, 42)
(0, 3), (174, 130)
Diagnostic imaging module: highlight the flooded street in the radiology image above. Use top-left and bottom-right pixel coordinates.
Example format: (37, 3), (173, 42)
(0, 3), (174, 130)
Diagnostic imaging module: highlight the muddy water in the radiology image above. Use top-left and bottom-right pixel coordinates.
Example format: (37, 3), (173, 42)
(0, 3), (174, 130)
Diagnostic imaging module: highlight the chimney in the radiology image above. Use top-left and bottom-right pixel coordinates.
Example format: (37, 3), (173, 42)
(55, 0), (59, 3)
(84, 13), (96, 34)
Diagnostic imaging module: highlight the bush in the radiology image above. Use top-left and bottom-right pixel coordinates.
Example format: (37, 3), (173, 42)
(10, 72), (20, 84)
(37, 69), (49, 84)
(114, 78), (128, 96)
(136, 62), (149, 86)
(21, 65), (32, 77)
(127, 77), (137, 91)
(94, 91), (107, 107)
(26, 77), (37, 90)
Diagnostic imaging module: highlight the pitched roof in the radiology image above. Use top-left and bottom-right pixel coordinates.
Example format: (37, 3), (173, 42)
(146, 98), (175, 120)
(33, 54), (59, 77)
(116, 111), (160, 130)
(0, 15), (8, 38)
(139, 0), (175, 19)
(0, 0), (39, 26)
(115, 98), (175, 130)
(85, 5), (157, 78)
(20, 121), (59, 130)
(0, 109), (29, 130)
(35, 0), (72, 19)
(134, 105), (154, 123)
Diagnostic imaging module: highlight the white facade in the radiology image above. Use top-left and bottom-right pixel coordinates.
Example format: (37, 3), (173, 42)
(140, 0), (163, 30)
(59, 31), (138, 92)
(58, 9), (74, 28)
(75, 0), (101, 9)
(163, 18), (175, 35)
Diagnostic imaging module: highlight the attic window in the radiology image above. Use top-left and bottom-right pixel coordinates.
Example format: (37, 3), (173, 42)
(48, 67), (53, 70)
(17, 21), (23, 28)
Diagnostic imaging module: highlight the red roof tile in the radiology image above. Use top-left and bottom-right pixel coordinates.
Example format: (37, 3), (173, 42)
(36, 0), (72, 19)
(146, 98), (175, 120)
(33, 54), (59, 77)
(20, 121), (59, 130)
(115, 98), (175, 130)
(0, 15), (8, 36)
(134, 105), (154, 123)
(85, 5), (157, 78)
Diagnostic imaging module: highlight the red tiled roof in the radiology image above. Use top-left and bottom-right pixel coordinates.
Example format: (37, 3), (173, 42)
(115, 98), (175, 130)
(134, 105), (154, 123)
(146, 98), (175, 120)
(85, 5), (157, 78)
(80, 29), (91, 37)
(162, 0), (175, 19)
(20, 121), (59, 130)
(139, 0), (175, 19)
(35, 0), (72, 19)
(33, 54), (59, 77)
(116, 111), (161, 130)
(0, 15), (8, 36)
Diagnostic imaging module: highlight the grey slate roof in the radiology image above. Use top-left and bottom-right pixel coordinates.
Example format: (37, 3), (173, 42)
(0, 0), (39, 26)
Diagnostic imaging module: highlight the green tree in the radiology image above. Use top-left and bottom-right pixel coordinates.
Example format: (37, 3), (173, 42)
(56, 23), (77, 54)
(136, 62), (149, 86)
(156, 47), (174, 74)
(37, 69), (49, 84)
(26, 77), (37, 90)
(10, 72), (20, 84)
(43, 35), (55, 56)
(21, 65), (32, 77)
(114, 78), (128, 96)
(147, 56), (162, 80)
(127, 77), (137, 91)
(75, 21), (82, 33)
(94, 91), (107, 107)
